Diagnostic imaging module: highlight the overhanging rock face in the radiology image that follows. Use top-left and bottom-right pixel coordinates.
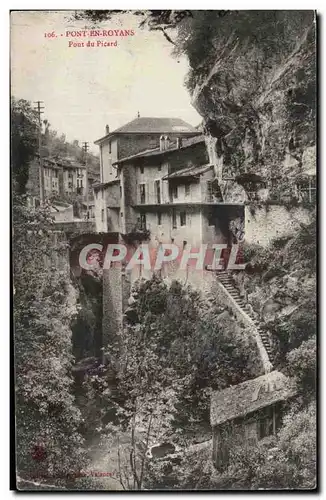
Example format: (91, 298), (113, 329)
(191, 12), (315, 192)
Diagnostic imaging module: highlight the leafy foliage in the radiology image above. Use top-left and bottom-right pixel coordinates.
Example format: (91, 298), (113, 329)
(13, 197), (87, 486)
(287, 337), (316, 394)
(92, 275), (261, 489)
(159, 402), (316, 491)
(224, 402), (317, 490)
(11, 98), (38, 194)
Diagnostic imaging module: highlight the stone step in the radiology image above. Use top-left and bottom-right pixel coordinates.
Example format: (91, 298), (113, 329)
(220, 281), (274, 361)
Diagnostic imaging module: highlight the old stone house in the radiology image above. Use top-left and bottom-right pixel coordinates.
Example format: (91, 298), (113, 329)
(210, 370), (296, 469)
(26, 156), (88, 206)
(93, 116), (201, 232)
(93, 115), (315, 357)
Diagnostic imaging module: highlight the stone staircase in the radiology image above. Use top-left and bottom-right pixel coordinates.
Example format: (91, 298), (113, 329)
(217, 271), (273, 365)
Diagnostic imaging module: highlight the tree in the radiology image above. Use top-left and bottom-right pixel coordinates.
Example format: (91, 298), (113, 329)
(94, 275), (261, 490)
(13, 196), (88, 488)
(11, 97), (38, 194)
(287, 337), (316, 394)
(164, 402), (316, 491)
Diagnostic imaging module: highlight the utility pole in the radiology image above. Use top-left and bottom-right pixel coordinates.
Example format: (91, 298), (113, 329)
(34, 101), (45, 204)
(82, 142), (89, 219)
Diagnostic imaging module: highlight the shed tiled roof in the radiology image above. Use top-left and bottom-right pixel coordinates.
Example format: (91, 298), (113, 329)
(210, 371), (296, 428)
(43, 157), (85, 170)
(93, 179), (120, 191)
(113, 135), (205, 166)
(162, 163), (213, 180)
(95, 117), (200, 144)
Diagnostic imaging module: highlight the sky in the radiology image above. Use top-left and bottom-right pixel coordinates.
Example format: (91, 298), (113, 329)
(11, 10), (202, 153)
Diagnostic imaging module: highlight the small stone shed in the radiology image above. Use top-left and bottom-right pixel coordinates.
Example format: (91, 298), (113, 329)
(210, 370), (296, 468)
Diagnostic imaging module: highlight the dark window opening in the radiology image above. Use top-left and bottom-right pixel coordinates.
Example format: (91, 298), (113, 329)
(180, 211), (186, 226)
(155, 180), (161, 204)
(157, 212), (162, 225)
(185, 184), (190, 197)
(158, 163), (162, 172)
(109, 141), (112, 154)
(140, 214), (147, 230)
(140, 164), (144, 174)
(297, 176), (316, 203)
(172, 209), (177, 229)
(140, 184), (146, 204)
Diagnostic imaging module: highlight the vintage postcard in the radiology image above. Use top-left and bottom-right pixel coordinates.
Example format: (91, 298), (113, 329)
(11, 10), (317, 491)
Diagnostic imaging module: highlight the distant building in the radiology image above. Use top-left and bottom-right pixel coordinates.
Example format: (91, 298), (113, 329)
(26, 156), (90, 205)
(210, 371), (296, 469)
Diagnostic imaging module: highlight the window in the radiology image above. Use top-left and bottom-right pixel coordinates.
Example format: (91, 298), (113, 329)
(120, 186), (122, 196)
(157, 212), (162, 225)
(180, 211), (187, 227)
(120, 212), (123, 218)
(185, 184), (190, 197)
(172, 208), (177, 229)
(77, 179), (80, 188)
(245, 422), (258, 446)
(95, 191), (98, 200)
(207, 179), (222, 202)
(101, 209), (104, 222)
(259, 416), (274, 440)
(81, 180), (83, 188)
(155, 180), (161, 204)
(140, 164), (144, 175)
(140, 214), (147, 230)
(258, 407), (275, 440)
(140, 183), (146, 204)
(270, 177), (281, 200)
(172, 185), (178, 199)
(297, 176), (316, 203)
(158, 163), (162, 172)
(109, 141), (112, 154)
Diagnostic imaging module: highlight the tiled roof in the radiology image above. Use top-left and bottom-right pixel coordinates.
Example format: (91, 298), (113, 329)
(93, 179), (120, 190)
(95, 117), (200, 143)
(43, 157), (85, 170)
(113, 135), (206, 166)
(162, 163), (213, 180)
(210, 371), (296, 428)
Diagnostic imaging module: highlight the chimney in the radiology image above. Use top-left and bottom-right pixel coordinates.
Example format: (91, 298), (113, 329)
(105, 124), (110, 135)
(165, 135), (170, 150)
(177, 137), (183, 149)
(160, 135), (165, 151)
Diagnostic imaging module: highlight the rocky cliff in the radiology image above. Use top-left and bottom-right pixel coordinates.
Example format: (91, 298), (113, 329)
(179, 11), (316, 200)
(176, 10), (316, 366)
